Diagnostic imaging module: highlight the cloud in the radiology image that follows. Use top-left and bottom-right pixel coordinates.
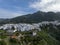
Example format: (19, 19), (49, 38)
(29, 0), (60, 12)
(0, 8), (27, 18)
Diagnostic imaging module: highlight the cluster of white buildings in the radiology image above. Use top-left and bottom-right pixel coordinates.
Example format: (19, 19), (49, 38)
(0, 21), (60, 33)
(0, 23), (41, 33)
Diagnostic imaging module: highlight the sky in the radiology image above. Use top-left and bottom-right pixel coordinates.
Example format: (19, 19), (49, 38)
(0, 0), (60, 18)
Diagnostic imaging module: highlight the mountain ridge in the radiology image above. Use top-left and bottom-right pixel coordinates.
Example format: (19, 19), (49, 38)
(0, 11), (60, 24)
(9, 11), (60, 23)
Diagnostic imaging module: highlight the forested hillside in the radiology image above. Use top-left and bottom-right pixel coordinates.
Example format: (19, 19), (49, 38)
(0, 11), (60, 24)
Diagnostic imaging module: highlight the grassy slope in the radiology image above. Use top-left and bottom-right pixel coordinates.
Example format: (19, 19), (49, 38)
(37, 31), (60, 45)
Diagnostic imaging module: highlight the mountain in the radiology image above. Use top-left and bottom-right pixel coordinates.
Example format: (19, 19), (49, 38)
(9, 11), (60, 23)
(0, 19), (6, 22)
(0, 19), (9, 25)
(0, 11), (60, 24)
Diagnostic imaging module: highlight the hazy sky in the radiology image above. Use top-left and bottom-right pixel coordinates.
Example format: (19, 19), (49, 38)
(0, 0), (60, 18)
